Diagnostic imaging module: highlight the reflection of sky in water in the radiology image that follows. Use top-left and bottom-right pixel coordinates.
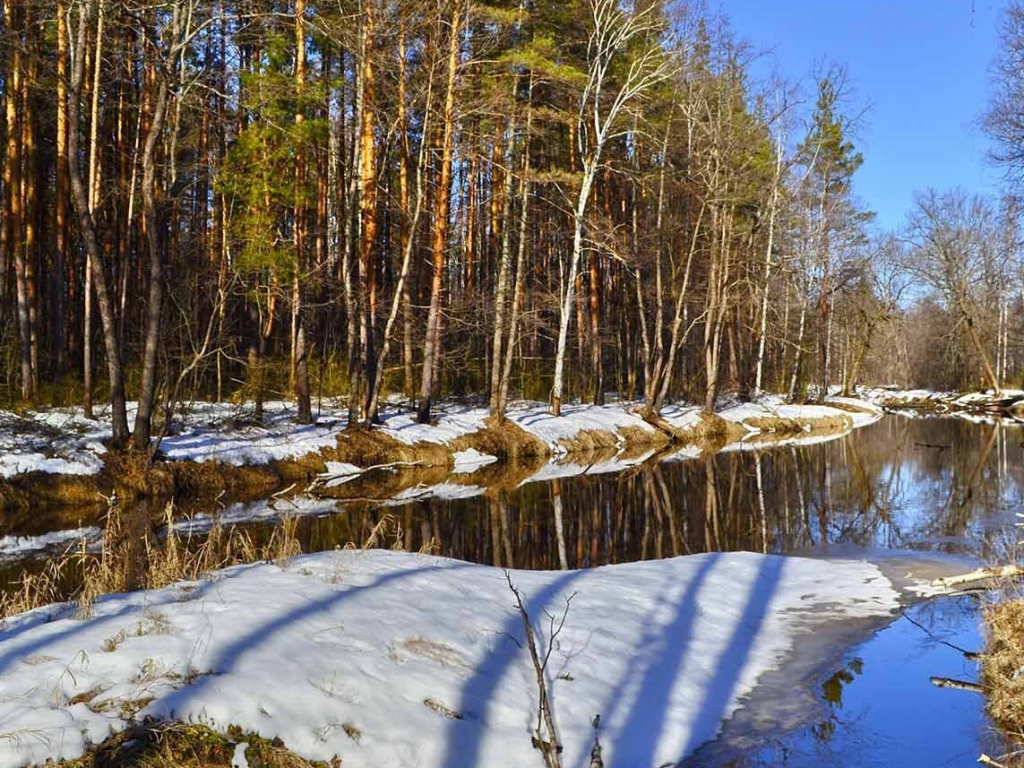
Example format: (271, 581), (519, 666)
(793, 417), (1024, 557)
(685, 594), (1004, 768)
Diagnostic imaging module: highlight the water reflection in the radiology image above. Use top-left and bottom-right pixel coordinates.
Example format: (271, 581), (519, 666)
(685, 594), (1007, 768)
(4, 415), (1022, 584)
(283, 416), (1023, 568)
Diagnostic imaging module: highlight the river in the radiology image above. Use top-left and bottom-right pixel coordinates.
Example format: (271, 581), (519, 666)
(2, 412), (1021, 765)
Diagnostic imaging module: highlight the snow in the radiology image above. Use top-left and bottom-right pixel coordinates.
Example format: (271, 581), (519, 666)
(0, 549), (900, 768)
(376, 406), (489, 446)
(160, 402), (348, 465)
(718, 393), (867, 434)
(660, 404), (703, 432)
(451, 449), (498, 473)
(507, 401), (655, 453)
(0, 409), (107, 478)
(232, 742), (250, 768)
(0, 526), (103, 564)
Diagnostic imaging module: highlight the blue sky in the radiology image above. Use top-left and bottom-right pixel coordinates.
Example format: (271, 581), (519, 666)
(722, 0), (1004, 230)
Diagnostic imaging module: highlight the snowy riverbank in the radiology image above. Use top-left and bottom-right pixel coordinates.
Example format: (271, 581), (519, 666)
(0, 549), (901, 768)
(0, 394), (878, 500)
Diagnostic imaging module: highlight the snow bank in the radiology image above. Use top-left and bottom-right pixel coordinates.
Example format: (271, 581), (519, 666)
(377, 406), (490, 446)
(0, 394), (881, 482)
(507, 401), (655, 453)
(719, 393), (872, 433)
(0, 409), (107, 478)
(0, 550), (899, 768)
(159, 402), (348, 465)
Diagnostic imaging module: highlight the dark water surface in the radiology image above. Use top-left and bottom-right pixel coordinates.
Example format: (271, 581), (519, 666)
(3, 413), (1022, 765)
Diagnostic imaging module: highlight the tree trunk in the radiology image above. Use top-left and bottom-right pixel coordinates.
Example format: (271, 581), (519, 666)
(133, 40), (172, 447)
(54, 0), (70, 377)
(357, 0), (377, 420)
(551, 164), (598, 416)
(489, 111), (518, 416)
(294, 0), (312, 423)
(418, 0), (462, 424)
(4, 0), (31, 401)
(68, 0), (129, 446)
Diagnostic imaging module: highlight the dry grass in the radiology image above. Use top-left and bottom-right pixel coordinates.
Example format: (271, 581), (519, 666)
(985, 596), (1024, 738)
(450, 417), (549, 460)
(0, 502), (303, 622)
(51, 720), (339, 768)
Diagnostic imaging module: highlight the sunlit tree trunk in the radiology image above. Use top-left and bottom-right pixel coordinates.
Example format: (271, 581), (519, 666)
(294, 0), (313, 423)
(357, 0), (377, 421)
(418, 0), (462, 423)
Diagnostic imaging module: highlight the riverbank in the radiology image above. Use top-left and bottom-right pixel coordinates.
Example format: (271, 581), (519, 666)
(983, 592), (1024, 763)
(859, 386), (1024, 416)
(0, 548), (901, 768)
(0, 394), (880, 513)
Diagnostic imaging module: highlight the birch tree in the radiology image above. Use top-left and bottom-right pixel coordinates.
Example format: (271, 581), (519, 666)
(549, 0), (673, 416)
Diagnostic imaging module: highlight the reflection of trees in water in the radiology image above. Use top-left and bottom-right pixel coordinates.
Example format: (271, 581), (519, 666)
(54, 417), (1020, 578)
(263, 418), (1024, 569)
(7, 417), (1020, 607)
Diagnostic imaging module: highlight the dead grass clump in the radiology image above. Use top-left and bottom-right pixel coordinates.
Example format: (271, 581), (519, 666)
(266, 516), (302, 566)
(984, 597), (1024, 734)
(620, 425), (670, 457)
(100, 452), (176, 501)
(324, 428), (449, 469)
(554, 428), (621, 454)
(53, 720), (338, 768)
(2, 502), (303, 622)
(452, 418), (548, 460)
(359, 513), (405, 550)
(681, 412), (745, 451)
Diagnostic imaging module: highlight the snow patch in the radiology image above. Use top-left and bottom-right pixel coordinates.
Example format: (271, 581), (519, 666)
(0, 550), (900, 768)
(451, 449), (498, 473)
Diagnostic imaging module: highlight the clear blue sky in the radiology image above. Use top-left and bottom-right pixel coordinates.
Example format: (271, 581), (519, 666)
(722, 0), (1004, 231)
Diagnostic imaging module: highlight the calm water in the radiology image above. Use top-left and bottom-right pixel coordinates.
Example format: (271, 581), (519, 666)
(3, 413), (1022, 765)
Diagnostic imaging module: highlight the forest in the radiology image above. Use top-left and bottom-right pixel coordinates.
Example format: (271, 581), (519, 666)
(7, 3), (1024, 767)
(0, 0), (1022, 451)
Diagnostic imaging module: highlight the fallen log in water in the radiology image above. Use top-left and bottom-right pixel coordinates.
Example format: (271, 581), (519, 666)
(930, 676), (985, 693)
(931, 565), (1024, 589)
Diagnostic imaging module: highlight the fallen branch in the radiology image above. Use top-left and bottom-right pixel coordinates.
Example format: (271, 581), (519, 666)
(902, 613), (980, 659)
(979, 754), (1008, 767)
(931, 565), (1024, 589)
(930, 676), (985, 693)
(306, 460), (427, 493)
(506, 571), (575, 768)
